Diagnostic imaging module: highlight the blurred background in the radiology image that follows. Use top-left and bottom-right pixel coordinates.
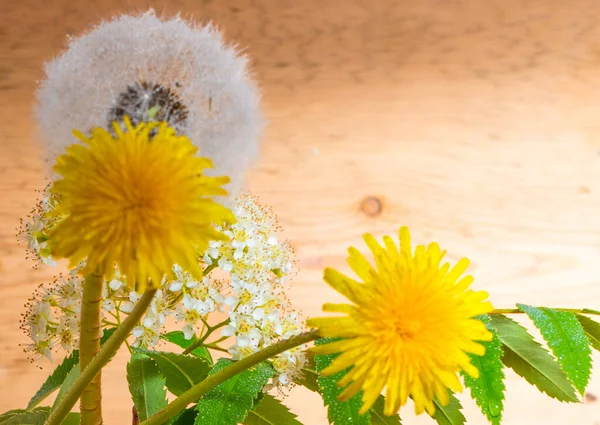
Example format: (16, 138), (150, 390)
(3, 0), (600, 423)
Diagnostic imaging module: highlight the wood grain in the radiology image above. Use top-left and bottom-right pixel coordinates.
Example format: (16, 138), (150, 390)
(2, 0), (600, 423)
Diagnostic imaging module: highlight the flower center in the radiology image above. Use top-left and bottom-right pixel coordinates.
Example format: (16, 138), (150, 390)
(108, 81), (188, 135)
(393, 317), (421, 340)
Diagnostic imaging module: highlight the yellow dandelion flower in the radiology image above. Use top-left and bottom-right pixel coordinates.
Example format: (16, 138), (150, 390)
(307, 227), (493, 416)
(48, 118), (234, 290)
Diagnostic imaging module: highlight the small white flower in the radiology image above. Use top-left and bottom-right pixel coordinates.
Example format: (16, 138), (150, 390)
(278, 373), (289, 385)
(109, 279), (123, 291)
(252, 308), (265, 321)
(195, 299), (215, 315)
(221, 325), (236, 337)
(182, 324), (195, 340)
(224, 296), (237, 307)
(143, 316), (155, 328)
(183, 294), (196, 310)
(120, 302), (134, 313)
(102, 300), (115, 312)
(169, 281), (184, 292)
(236, 334), (250, 348)
(129, 292), (140, 303)
(218, 258), (233, 272)
(247, 328), (263, 347)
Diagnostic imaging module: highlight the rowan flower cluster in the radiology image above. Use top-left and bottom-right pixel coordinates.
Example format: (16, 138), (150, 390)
(18, 189), (60, 268)
(20, 194), (306, 389)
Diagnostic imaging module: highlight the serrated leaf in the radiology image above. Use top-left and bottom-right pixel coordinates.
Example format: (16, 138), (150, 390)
(370, 396), (402, 425)
(489, 314), (578, 402)
(461, 316), (505, 425)
(51, 365), (80, 411)
(27, 351), (79, 409)
(0, 409), (78, 425)
(517, 305), (591, 394)
(314, 339), (370, 425)
(161, 331), (213, 365)
(0, 410), (28, 422)
(242, 394), (303, 425)
(430, 393), (465, 425)
(0, 408), (48, 424)
(127, 352), (168, 421)
(194, 359), (274, 425)
(172, 408), (198, 424)
(577, 315), (600, 352)
(136, 349), (211, 396)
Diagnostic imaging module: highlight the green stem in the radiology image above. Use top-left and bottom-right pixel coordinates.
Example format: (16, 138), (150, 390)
(44, 289), (157, 425)
(202, 344), (228, 353)
(80, 273), (104, 425)
(141, 330), (320, 425)
(203, 262), (218, 276)
(183, 318), (230, 355)
(114, 302), (134, 354)
(490, 308), (600, 316)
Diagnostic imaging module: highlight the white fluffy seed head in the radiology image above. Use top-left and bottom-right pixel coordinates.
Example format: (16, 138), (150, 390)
(35, 10), (263, 197)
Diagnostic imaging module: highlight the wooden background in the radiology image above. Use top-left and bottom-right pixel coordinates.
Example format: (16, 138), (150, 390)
(2, 0), (600, 423)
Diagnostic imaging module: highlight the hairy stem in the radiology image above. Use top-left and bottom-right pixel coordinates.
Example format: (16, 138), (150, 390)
(44, 289), (157, 425)
(80, 273), (104, 425)
(141, 330), (320, 425)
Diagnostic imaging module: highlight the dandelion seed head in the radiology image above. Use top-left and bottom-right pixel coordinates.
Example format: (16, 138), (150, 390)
(36, 10), (263, 198)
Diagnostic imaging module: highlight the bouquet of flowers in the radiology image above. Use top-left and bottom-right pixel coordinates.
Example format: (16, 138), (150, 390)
(4, 10), (600, 425)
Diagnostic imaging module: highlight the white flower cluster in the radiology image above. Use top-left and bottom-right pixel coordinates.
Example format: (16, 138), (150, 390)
(20, 271), (83, 361)
(209, 195), (307, 387)
(101, 265), (229, 349)
(20, 194), (306, 389)
(18, 190), (59, 268)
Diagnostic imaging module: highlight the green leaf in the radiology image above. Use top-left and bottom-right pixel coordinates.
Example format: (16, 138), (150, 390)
(101, 327), (117, 343)
(243, 394), (303, 425)
(51, 365), (80, 411)
(127, 352), (168, 421)
(517, 305), (591, 394)
(136, 349), (211, 396)
(194, 359), (274, 425)
(461, 316), (505, 425)
(61, 412), (81, 425)
(27, 351), (79, 409)
(430, 393), (465, 425)
(161, 331), (213, 365)
(298, 363), (395, 425)
(0, 409), (79, 425)
(370, 396), (402, 425)
(314, 339), (370, 425)
(0, 408), (48, 423)
(489, 314), (578, 402)
(172, 408), (198, 424)
(0, 411), (28, 422)
(576, 315), (600, 352)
